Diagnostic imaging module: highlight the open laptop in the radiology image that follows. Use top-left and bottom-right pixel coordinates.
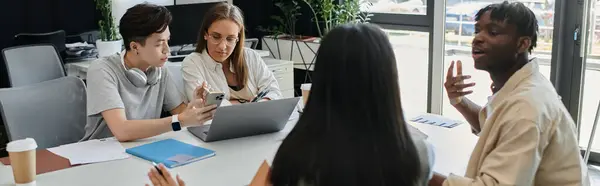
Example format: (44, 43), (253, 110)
(188, 97), (300, 142)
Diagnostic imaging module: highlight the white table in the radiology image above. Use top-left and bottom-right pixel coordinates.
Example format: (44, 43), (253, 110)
(0, 120), (293, 186)
(0, 120), (477, 186)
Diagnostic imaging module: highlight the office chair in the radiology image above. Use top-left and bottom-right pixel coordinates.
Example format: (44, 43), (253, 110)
(14, 30), (67, 59)
(245, 38), (259, 49)
(0, 76), (87, 149)
(1, 44), (66, 87)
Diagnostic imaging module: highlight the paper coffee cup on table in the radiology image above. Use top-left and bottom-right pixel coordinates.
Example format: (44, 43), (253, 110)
(7, 138), (37, 186)
(300, 83), (311, 106)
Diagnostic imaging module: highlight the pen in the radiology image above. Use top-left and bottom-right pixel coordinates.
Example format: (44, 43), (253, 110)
(252, 90), (270, 102)
(152, 162), (164, 176)
(250, 91), (265, 102)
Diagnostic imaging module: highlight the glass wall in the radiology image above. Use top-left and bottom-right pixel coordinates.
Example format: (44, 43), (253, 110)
(361, 0), (427, 15)
(579, 0), (600, 159)
(386, 30), (430, 117)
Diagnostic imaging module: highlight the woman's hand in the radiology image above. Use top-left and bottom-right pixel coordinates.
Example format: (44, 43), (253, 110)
(194, 81), (210, 101)
(146, 164), (186, 186)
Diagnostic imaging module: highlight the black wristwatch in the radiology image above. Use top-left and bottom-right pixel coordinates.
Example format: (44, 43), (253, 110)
(171, 114), (182, 131)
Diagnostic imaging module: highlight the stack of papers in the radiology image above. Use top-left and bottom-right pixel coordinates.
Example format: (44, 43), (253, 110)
(48, 138), (130, 165)
(410, 114), (463, 128)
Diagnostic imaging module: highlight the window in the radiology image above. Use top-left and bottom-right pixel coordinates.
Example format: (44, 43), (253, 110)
(361, 0), (427, 15)
(578, 0), (600, 156)
(384, 30), (430, 117)
(441, 0), (555, 121)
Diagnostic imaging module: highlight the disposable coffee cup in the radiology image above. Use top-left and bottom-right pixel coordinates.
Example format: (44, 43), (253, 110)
(300, 83), (312, 107)
(7, 138), (38, 186)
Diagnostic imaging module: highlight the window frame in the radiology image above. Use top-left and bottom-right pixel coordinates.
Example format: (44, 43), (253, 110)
(364, 0), (598, 163)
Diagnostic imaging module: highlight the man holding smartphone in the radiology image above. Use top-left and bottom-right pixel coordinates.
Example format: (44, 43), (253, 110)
(81, 3), (217, 142)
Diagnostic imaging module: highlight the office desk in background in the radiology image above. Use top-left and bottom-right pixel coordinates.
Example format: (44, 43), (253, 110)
(64, 50), (296, 98)
(0, 120), (477, 186)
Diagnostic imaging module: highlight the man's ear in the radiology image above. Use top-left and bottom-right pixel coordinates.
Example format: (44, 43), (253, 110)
(129, 41), (138, 51)
(517, 36), (532, 54)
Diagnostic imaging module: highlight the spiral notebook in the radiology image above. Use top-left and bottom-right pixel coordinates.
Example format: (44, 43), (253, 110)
(125, 139), (215, 168)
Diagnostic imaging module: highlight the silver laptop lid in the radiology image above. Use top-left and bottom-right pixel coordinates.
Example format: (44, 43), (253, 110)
(189, 97), (300, 142)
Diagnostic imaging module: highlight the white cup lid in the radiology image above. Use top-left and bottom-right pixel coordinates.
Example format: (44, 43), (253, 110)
(7, 138), (37, 152)
(301, 83), (312, 90)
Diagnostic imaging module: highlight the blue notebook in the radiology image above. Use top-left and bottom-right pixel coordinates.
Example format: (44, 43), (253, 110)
(125, 139), (216, 168)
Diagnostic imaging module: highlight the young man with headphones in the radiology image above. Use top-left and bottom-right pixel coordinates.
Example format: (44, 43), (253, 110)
(81, 3), (216, 142)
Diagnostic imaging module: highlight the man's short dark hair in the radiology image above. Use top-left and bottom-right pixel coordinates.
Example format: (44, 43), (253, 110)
(475, 1), (538, 53)
(119, 3), (172, 50)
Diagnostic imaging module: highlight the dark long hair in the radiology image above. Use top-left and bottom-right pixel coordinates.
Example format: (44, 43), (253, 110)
(270, 23), (422, 186)
(195, 3), (248, 88)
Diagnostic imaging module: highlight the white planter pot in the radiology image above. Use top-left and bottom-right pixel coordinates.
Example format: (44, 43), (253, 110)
(96, 39), (123, 57)
(261, 36), (320, 71)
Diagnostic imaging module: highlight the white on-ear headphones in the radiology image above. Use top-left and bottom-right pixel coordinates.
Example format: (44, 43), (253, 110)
(121, 51), (162, 87)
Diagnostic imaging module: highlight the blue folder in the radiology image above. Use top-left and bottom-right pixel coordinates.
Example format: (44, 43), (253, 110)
(125, 138), (216, 168)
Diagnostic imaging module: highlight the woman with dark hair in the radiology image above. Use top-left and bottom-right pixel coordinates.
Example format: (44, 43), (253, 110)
(269, 23), (433, 186)
(146, 23), (433, 186)
(181, 3), (281, 104)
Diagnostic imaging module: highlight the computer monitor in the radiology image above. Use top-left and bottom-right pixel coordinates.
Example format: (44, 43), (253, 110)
(166, 3), (220, 47)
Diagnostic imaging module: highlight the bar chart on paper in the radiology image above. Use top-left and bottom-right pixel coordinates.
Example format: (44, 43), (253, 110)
(410, 114), (463, 128)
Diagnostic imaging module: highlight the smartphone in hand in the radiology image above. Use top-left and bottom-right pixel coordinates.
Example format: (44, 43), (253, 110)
(205, 91), (225, 107)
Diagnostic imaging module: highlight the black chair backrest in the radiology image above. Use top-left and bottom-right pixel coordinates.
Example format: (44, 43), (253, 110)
(14, 30), (67, 58)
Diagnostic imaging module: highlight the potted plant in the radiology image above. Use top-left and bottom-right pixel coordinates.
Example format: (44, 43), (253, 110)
(95, 0), (122, 57)
(303, 0), (373, 37)
(260, 0), (372, 67)
(259, 0), (320, 67)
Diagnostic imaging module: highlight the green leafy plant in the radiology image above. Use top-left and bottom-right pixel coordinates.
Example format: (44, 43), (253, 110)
(95, 0), (119, 41)
(258, 0), (302, 39)
(338, 0), (372, 24)
(302, 0), (373, 37)
(259, 0), (372, 39)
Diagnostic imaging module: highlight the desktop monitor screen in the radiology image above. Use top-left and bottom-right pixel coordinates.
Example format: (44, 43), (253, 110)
(166, 3), (220, 47)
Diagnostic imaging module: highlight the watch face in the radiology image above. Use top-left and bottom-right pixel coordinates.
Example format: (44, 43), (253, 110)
(172, 122), (181, 131)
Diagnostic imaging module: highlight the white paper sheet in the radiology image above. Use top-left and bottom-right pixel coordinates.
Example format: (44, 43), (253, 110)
(0, 165), (14, 184)
(410, 114), (463, 128)
(48, 138), (130, 165)
(289, 110), (300, 121)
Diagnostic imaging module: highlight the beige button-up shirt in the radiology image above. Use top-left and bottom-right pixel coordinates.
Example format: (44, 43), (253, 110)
(444, 60), (590, 186)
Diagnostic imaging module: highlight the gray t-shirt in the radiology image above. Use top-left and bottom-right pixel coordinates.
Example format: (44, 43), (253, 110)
(81, 53), (184, 140)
